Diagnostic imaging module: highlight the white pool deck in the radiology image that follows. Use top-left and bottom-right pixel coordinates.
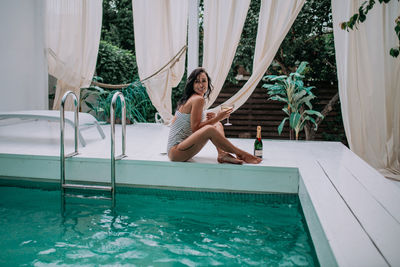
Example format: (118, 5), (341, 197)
(1, 118), (400, 266)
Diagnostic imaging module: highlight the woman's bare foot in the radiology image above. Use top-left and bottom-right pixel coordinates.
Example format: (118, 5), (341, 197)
(237, 151), (262, 164)
(217, 153), (244, 164)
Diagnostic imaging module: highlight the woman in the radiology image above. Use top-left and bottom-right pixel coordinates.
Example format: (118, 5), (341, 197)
(167, 68), (261, 164)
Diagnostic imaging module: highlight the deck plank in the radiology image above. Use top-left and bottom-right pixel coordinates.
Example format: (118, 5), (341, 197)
(319, 159), (400, 266)
(341, 149), (400, 222)
(299, 160), (388, 267)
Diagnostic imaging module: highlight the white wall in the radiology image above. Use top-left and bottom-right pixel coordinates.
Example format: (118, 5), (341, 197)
(0, 0), (48, 111)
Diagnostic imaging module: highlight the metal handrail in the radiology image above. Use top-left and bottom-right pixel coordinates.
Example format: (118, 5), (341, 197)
(110, 92), (127, 207)
(60, 91), (79, 212)
(59, 91), (126, 212)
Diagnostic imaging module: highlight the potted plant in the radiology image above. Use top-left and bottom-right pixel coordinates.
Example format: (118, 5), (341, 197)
(262, 61), (324, 140)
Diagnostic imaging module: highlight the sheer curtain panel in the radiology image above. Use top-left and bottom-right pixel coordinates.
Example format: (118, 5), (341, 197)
(207, 0), (305, 113)
(133, 0), (188, 123)
(202, 0), (250, 109)
(332, 0), (400, 180)
(46, 0), (102, 110)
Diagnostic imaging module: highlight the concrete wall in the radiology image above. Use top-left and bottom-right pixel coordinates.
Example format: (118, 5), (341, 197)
(0, 0), (48, 111)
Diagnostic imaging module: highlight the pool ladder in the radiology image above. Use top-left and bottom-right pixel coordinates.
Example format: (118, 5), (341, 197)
(60, 91), (126, 211)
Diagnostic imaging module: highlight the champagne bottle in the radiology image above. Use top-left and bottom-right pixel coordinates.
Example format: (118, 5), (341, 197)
(254, 126), (263, 158)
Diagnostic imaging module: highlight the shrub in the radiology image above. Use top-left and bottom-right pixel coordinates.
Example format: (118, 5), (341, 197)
(95, 40), (139, 84)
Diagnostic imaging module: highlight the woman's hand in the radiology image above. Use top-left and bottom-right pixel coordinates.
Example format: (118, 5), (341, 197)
(216, 107), (233, 121)
(206, 112), (216, 120)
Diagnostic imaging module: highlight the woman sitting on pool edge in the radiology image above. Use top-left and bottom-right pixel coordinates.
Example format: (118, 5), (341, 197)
(167, 68), (262, 164)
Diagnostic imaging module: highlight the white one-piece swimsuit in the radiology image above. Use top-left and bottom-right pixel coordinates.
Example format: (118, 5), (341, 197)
(166, 111), (192, 155)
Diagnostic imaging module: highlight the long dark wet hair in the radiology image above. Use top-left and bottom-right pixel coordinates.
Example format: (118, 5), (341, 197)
(177, 68), (213, 108)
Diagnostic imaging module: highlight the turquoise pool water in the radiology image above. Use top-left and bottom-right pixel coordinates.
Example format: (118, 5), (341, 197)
(0, 185), (318, 266)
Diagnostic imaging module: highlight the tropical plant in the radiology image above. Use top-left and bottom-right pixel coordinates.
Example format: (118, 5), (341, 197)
(81, 80), (156, 123)
(262, 62), (324, 140)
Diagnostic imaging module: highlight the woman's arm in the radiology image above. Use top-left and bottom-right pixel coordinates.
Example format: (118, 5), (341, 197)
(190, 96), (231, 132)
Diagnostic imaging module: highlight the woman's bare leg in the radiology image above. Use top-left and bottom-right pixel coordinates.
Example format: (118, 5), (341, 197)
(214, 122), (243, 164)
(169, 125), (261, 164)
(203, 125), (261, 163)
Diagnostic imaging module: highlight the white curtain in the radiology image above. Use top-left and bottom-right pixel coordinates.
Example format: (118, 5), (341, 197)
(202, 0), (250, 109)
(208, 0), (305, 113)
(133, 0), (188, 123)
(332, 0), (400, 180)
(46, 0), (102, 110)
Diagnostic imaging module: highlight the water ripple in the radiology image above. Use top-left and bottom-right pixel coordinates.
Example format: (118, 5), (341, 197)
(0, 186), (318, 266)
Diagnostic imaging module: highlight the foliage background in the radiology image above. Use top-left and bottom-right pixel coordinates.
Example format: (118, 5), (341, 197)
(226, 0), (336, 83)
(95, 41), (138, 84)
(96, 0), (344, 142)
(99, 0), (336, 84)
(101, 0), (135, 52)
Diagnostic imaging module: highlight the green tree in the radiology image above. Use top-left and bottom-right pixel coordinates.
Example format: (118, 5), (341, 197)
(102, 0), (135, 52)
(95, 41), (138, 84)
(274, 0), (335, 81)
(225, 0), (336, 84)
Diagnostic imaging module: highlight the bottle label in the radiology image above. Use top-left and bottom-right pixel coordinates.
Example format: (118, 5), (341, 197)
(254, 150), (263, 157)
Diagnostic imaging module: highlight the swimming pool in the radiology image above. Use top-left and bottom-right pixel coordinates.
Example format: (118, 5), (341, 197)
(0, 185), (319, 266)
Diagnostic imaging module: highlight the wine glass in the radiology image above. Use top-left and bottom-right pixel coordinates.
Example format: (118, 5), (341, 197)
(221, 104), (234, 126)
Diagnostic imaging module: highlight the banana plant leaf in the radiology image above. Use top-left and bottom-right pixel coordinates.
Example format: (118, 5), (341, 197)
(300, 115), (318, 131)
(292, 90), (307, 106)
(282, 107), (290, 116)
(278, 117), (289, 135)
(290, 112), (302, 129)
(263, 61), (325, 139)
(298, 95), (316, 110)
(266, 75), (288, 81)
(304, 109), (324, 118)
(269, 95), (288, 103)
